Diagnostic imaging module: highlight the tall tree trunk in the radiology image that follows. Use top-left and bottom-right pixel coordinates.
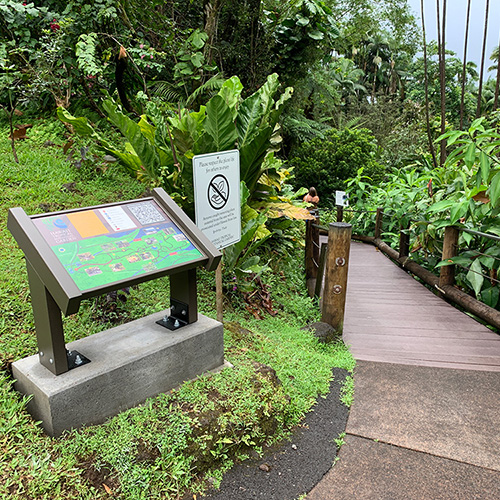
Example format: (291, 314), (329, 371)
(204, 0), (225, 76)
(460, 0), (471, 129)
(476, 0), (490, 118)
(495, 39), (500, 110)
(421, 0), (438, 169)
(436, 0), (447, 165)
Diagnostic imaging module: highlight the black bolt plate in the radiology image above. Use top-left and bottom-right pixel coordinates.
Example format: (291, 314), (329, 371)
(67, 350), (91, 370)
(156, 315), (188, 331)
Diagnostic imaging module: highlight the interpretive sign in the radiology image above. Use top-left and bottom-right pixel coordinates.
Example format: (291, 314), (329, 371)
(32, 199), (203, 292)
(8, 188), (221, 375)
(193, 150), (241, 250)
(335, 190), (349, 207)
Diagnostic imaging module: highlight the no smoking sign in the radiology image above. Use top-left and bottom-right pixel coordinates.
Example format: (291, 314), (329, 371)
(193, 150), (241, 250)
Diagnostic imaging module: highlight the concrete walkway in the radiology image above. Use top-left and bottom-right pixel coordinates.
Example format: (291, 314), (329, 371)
(308, 242), (500, 499)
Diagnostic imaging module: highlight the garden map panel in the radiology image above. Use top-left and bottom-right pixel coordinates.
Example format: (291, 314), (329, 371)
(33, 200), (203, 292)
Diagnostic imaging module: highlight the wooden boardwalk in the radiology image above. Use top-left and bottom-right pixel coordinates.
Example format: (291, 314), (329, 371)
(341, 241), (500, 371)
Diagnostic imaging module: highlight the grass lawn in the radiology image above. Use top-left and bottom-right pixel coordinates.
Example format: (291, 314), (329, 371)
(0, 117), (354, 499)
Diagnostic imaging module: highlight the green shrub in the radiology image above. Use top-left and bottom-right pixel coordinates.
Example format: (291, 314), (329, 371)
(289, 128), (385, 206)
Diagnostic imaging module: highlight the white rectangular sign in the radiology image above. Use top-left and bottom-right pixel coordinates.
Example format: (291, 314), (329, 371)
(193, 149), (241, 250)
(335, 190), (349, 207)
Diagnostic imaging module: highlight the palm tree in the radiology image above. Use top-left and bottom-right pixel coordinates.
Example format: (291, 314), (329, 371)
(476, 0), (490, 117)
(330, 57), (367, 99)
(460, 0), (471, 129)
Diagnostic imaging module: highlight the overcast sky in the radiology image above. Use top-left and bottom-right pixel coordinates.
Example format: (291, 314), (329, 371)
(407, 0), (500, 77)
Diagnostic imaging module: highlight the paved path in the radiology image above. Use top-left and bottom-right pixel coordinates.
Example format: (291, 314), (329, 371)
(307, 241), (500, 500)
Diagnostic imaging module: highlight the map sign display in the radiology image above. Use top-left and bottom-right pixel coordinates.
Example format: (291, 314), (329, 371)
(33, 200), (203, 292)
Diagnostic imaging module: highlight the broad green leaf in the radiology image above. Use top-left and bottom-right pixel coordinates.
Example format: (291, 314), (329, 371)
(449, 201), (468, 224)
(478, 255), (495, 269)
(224, 212), (267, 270)
(464, 142), (476, 169)
(102, 100), (160, 183)
(236, 92), (262, 147)
(205, 95), (238, 151)
(138, 115), (156, 145)
(191, 52), (204, 68)
(239, 256), (260, 270)
(308, 30), (324, 40)
(481, 286), (499, 308)
(488, 171), (500, 207)
(170, 108), (206, 155)
(190, 30), (207, 50)
(296, 14), (310, 26)
(485, 227), (500, 237)
(428, 199), (455, 212)
(257, 73), (280, 118)
(57, 107), (95, 136)
(240, 126), (272, 191)
(435, 255), (473, 268)
(468, 117), (486, 134)
(240, 181), (251, 207)
(445, 130), (466, 146)
(479, 152), (490, 183)
(466, 259), (484, 297)
(461, 231), (473, 245)
(218, 76), (243, 113)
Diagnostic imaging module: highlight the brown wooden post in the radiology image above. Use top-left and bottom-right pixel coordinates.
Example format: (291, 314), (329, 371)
(216, 261), (223, 322)
(305, 219), (315, 279)
(336, 205), (344, 222)
(439, 225), (459, 287)
(314, 242), (328, 298)
(305, 217), (320, 296)
(374, 207), (383, 239)
(322, 222), (352, 332)
(399, 222), (410, 259)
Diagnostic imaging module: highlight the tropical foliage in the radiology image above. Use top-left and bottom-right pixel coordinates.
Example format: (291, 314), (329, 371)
(290, 127), (385, 205)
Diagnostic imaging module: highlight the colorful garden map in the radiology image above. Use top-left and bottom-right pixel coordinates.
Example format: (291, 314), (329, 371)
(33, 200), (203, 291)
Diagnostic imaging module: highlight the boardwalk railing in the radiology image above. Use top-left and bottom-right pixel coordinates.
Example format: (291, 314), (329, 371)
(352, 208), (500, 330)
(304, 209), (353, 333)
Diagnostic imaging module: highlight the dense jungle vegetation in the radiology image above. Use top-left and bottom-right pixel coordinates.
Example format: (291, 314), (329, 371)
(1, 0), (500, 498)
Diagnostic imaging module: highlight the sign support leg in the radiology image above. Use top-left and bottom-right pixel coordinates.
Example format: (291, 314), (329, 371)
(170, 269), (198, 324)
(26, 261), (69, 375)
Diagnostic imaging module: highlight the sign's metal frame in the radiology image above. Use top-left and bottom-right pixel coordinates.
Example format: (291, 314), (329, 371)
(8, 188), (221, 375)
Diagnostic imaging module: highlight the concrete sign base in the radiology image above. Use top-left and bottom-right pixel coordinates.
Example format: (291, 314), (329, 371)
(12, 312), (225, 436)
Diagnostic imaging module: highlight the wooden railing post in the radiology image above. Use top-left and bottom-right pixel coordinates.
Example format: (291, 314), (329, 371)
(399, 222), (410, 259)
(305, 216), (320, 296)
(439, 226), (459, 287)
(314, 242), (328, 299)
(336, 205), (344, 223)
(322, 222), (352, 333)
(374, 207), (383, 239)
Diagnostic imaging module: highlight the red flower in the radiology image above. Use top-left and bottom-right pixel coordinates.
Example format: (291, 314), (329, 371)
(50, 19), (60, 31)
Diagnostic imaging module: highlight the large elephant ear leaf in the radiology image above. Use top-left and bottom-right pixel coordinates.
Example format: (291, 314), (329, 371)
(218, 76), (243, 114)
(236, 92), (263, 148)
(57, 107), (96, 136)
(102, 100), (161, 183)
(255, 73), (279, 118)
(239, 126), (272, 191)
(205, 95), (237, 151)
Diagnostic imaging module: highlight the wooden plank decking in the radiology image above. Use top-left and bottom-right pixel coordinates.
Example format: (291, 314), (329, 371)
(341, 241), (500, 371)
